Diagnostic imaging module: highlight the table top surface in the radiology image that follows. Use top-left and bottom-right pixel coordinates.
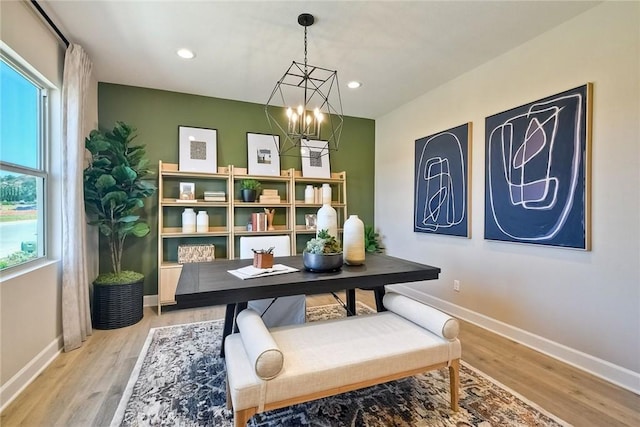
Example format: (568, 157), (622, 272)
(175, 253), (440, 305)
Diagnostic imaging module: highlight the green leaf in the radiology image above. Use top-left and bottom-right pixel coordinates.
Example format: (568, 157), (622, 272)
(131, 222), (150, 237)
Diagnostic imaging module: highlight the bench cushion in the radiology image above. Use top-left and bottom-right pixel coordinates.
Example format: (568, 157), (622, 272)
(383, 293), (459, 340)
(236, 308), (284, 380)
(226, 311), (461, 411)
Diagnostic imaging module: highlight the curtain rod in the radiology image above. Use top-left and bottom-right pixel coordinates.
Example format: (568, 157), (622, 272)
(30, 0), (70, 48)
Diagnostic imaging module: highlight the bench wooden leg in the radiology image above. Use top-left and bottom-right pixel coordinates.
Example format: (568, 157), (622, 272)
(449, 359), (460, 412)
(233, 408), (254, 427)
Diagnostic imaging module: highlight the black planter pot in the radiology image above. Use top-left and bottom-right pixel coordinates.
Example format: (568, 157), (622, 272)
(241, 188), (257, 202)
(92, 279), (144, 329)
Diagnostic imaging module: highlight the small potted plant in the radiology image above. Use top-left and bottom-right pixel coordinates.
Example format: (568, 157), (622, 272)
(240, 179), (261, 202)
(83, 122), (156, 329)
(303, 229), (343, 272)
(364, 225), (384, 253)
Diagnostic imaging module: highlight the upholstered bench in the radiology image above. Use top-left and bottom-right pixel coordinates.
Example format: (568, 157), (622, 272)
(224, 292), (461, 427)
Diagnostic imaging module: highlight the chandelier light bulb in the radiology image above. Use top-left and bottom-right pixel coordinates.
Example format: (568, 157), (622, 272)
(291, 112), (298, 122)
(286, 107), (293, 118)
(297, 105), (304, 115)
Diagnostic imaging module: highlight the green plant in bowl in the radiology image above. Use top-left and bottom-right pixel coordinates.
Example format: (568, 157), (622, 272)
(303, 229), (343, 272)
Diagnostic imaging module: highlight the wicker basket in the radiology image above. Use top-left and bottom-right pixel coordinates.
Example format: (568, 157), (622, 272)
(92, 279), (144, 330)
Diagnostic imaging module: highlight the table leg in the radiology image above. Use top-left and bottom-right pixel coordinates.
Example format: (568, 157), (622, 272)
(220, 303), (236, 358)
(346, 289), (356, 316)
(374, 287), (387, 312)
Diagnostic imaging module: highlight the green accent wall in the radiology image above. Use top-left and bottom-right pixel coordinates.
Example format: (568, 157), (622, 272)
(97, 83), (375, 295)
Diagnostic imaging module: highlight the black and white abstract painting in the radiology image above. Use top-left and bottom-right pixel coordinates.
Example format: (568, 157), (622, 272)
(414, 123), (471, 237)
(484, 84), (591, 250)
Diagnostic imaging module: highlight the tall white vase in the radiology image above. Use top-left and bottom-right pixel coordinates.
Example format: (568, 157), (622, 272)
(196, 210), (209, 232)
(304, 185), (314, 204)
(321, 183), (332, 204)
(316, 204), (338, 239)
(343, 215), (365, 265)
(182, 208), (196, 233)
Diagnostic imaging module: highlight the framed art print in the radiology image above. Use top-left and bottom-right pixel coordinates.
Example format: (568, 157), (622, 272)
(247, 132), (281, 176)
(179, 126), (217, 173)
(301, 139), (331, 178)
(484, 83), (592, 250)
(414, 123), (471, 237)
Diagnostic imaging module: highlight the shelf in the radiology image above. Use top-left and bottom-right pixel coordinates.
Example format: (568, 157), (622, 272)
(161, 226), (229, 237)
(294, 201), (346, 208)
(234, 201), (291, 207)
(161, 199), (229, 207)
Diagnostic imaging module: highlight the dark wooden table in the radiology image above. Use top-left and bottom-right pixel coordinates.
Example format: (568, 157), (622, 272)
(174, 253), (441, 355)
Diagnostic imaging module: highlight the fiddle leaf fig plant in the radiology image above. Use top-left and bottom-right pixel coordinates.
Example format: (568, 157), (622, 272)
(83, 122), (157, 283)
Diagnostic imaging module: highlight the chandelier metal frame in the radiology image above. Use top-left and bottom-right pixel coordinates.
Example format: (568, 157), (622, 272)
(265, 13), (343, 157)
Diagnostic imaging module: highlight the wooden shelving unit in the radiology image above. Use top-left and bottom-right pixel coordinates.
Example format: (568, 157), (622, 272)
(157, 161), (347, 313)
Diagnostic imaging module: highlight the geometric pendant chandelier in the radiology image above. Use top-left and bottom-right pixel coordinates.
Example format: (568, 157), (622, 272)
(265, 13), (343, 157)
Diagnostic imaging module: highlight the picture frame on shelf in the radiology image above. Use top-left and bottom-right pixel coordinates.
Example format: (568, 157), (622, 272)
(301, 139), (331, 178)
(179, 126), (217, 173)
(178, 182), (196, 201)
(247, 132), (281, 176)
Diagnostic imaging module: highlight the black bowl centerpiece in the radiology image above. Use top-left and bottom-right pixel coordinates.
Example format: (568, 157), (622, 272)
(303, 229), (343, 272)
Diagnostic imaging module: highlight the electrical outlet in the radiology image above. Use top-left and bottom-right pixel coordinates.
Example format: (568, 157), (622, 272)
(453, 280), (461, 292)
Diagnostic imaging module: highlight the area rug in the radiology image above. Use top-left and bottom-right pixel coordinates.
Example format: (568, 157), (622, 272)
(111, 303), (571, 426)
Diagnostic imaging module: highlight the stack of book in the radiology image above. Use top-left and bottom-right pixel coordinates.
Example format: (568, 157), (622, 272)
(259, 189), (281, 203)
(204, 191), (226, 202)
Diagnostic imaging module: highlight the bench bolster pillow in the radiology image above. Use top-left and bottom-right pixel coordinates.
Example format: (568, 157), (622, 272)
(236, 308), (284, 380)
(383, 293), (459, 340)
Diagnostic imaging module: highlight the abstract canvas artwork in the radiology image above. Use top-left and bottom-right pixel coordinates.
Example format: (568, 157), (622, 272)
(484, 84), (592, 249)
(414, 123), (471, 237)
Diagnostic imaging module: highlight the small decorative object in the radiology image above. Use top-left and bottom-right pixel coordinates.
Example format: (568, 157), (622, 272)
(182, 208), (196, 233)
(247, 132), (281, 176)
(251, 212), (267, 231)
(301, 139), (331, 178)
(178, 244), (215, 263)
(322, 183), (332, 204)
(259, 188), (281, 203)
(264, 208), (275, 231)
(343, 215), (365, 265)
(179, 182), (196, 201)
(316, 204), (337, 239)
(252, 247), (275, 269)
(196, 210), (209, 233)
(303, 229), (343, 272)
(179, 126), (217, 173)
(304, 185), (314, 204)
(240, 179), (261, 202)
(304, 213), (317, 230)
(203, 190), (225, 202)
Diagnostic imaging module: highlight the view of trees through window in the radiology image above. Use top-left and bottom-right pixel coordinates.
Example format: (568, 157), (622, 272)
(1, 57), (45, 270)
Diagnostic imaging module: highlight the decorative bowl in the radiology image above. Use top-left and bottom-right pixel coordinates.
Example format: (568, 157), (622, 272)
(303, 251), (344, 272)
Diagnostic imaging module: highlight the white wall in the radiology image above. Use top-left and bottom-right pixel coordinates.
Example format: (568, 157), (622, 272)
(376, 1), (639, 393)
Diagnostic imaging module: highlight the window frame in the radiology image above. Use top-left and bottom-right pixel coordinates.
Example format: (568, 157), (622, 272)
(0, 50), (50, 273)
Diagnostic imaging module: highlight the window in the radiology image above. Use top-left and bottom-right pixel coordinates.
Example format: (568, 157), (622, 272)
(0, 55), (48, 271)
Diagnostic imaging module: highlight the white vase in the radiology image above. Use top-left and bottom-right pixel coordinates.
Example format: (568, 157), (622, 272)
(182, 208), (196, 233)
(316, 204), (338, 239)
(196, 210), (209, 233)
(322, 183), (332, 204)
(304, 185), (314, 204)
(343, 215), (365, 265)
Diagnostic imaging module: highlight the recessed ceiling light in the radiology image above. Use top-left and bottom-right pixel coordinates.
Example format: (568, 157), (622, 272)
(177, 48), (195, 59)
(347, 81), (362, 89)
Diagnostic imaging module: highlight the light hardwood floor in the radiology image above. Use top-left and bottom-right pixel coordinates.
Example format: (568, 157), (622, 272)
(2, 291), (638, 426)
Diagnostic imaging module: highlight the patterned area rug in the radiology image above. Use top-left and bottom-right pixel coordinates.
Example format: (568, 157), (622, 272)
(111, 303), (571, 426)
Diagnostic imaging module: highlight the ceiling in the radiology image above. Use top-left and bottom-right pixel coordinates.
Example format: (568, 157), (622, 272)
(40, 1), (599, 119)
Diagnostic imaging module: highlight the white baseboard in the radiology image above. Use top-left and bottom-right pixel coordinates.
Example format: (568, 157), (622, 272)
(0, 335), (63, 413)
(388, 284), (640, 395)
(144, 294), (158, 307)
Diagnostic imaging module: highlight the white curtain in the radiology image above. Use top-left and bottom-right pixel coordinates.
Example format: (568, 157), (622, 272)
(61, 44), (94, 351)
